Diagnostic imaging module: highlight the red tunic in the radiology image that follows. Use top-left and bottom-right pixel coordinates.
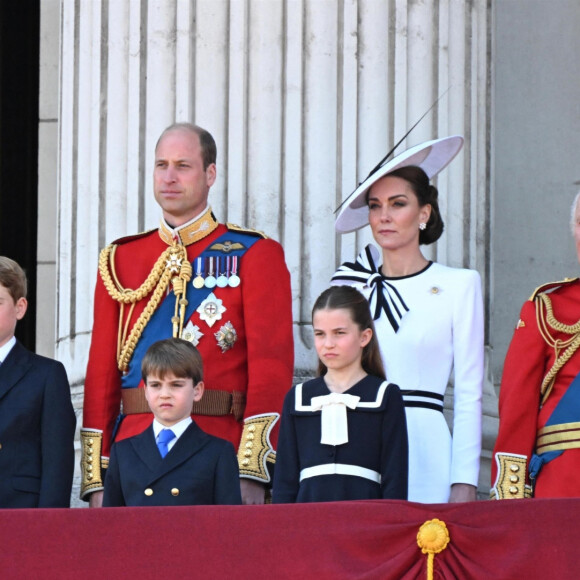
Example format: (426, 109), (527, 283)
(491, 279), (580, 498)
(81, 219), (294, 495)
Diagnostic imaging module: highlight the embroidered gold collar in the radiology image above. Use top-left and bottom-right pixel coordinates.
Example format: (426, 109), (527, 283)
(158, 208), (219, 246)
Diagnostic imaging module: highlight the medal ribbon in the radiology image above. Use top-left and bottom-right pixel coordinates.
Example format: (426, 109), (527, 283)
(331, 244), (409, 332)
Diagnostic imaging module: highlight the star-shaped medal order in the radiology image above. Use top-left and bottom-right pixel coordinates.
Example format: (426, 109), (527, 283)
(181, 321), (204, 346)
(197, 292), (226, 328)
(166, 251), (183, 273)
(215, 321), (237, 353)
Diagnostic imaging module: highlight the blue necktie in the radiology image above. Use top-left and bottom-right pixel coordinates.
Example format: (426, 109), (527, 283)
(156, 429), (176, 458)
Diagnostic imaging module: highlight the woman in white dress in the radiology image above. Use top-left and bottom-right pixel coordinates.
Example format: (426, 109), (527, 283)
(332, 136), (483, 503)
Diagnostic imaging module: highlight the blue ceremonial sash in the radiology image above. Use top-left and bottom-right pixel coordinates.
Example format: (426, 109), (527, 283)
(121, 230), (261, 389)
(529, 371), (580, 480)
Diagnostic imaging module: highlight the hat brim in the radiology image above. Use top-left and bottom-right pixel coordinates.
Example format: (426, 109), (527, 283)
(335, 135), (464, 233)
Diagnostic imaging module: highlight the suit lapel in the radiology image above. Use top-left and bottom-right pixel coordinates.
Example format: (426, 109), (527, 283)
(130, 425), (163, 472)
(150, 422), (210, 481)
(0, 341), (33, 401)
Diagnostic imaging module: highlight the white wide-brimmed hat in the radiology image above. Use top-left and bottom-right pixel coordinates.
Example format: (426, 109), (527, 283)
(335, 135), (464, 233)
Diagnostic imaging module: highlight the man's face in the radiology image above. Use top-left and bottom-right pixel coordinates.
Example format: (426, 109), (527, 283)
(153, 129), (216, 227)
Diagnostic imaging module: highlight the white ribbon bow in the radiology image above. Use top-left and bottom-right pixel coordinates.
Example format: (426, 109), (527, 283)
(310, 392), (360, 446)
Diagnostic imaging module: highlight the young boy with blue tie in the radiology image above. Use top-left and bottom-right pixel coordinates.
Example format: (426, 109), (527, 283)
(103, 338), (242, 506)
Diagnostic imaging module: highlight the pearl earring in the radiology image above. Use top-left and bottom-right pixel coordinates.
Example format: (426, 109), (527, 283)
(419, 222), (427, 231)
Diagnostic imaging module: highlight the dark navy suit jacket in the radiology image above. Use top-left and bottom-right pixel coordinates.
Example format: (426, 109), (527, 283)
(0, 340), (76, 508)
(103, 421), (242, 506)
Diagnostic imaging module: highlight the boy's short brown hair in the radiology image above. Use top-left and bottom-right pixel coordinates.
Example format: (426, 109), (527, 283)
(141, 338), (203, 384)
(0, 257), (27, 302)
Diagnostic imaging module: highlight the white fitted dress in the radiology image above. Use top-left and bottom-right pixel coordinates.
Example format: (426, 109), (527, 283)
(332, 244), (483, 503)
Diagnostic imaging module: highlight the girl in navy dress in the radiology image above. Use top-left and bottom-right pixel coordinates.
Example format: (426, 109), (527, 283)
(273, 285), (408, 503)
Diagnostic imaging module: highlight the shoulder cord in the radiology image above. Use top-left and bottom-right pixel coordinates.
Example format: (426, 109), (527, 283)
(98, 242), (190, 372)
(537, 293), (580, 404)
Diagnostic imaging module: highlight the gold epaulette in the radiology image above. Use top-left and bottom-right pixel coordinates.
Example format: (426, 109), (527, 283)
(237, 414), (279, 483)
(226, 222), (269, 239)
(529, 277), (579, 301)
(490, 453), (533, 500)
(80, 429), (106, 500)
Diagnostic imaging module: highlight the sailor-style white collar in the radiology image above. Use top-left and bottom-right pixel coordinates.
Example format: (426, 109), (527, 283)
(295, 381), (391, 446)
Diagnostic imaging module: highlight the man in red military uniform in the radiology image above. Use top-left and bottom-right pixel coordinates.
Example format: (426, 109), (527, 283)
(81, 123), (294, 506)
(492, 193), (580, 499)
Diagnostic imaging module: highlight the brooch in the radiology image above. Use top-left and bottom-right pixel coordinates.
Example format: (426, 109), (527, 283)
(215, 321), (237, 353)
(181, 321), (204, 346)
(197, 292), (226, 328)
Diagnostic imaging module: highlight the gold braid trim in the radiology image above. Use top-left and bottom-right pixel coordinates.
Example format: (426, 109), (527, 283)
(490, 453), (532, 499)
(80, 429), (104, 499)
(99, 243), (172, 304)
(540, 292), (580, 334)
(537, 293), (580, 404)
(237, 414), (280, 483)
(98, 242), (190, 372)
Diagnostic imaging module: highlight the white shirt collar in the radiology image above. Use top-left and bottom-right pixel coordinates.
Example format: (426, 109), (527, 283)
(0, 336), (16, 363)
(152, 416), (192, 441)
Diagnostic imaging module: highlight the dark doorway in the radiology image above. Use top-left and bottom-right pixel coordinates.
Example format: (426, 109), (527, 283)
(0, 0), (40, 349)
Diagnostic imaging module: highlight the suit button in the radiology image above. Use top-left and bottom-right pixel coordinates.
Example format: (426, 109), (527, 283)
(510, 464), (520, 473)
(171, 488), (180, 496)
(144, 488), (153, 496)
(509, 486), (519, 495)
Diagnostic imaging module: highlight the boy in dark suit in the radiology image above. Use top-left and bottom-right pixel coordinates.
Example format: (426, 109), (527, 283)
(103, 338), (242, 506)
(0, 257), (76, 508)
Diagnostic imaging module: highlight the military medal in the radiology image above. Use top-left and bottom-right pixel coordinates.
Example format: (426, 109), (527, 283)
(192, 257), (205, 289)
(228, 255), (240, 287)
(204, 257), (217, 288)
(197, 292), (226, 327)
(215, 321), (237, 353)
(181, 320), (204, 346)
(166, 250), (183, 274)
(216, 257), (229, 288)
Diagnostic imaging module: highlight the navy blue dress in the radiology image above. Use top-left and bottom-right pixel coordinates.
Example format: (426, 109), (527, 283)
(273, 375), (408, 503)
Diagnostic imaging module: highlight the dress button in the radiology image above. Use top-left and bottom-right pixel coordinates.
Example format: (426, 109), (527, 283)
(144, 488), (153, 496)
(510, 464), (520, 473)
(508, 486), (519, 495)
(171, 488), (180, 496)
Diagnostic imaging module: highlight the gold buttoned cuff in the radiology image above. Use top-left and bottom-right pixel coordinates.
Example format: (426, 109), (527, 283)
(490, 452), (533, 499)
(237, 414), (279, 483)
(80, 429), (105, 499)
